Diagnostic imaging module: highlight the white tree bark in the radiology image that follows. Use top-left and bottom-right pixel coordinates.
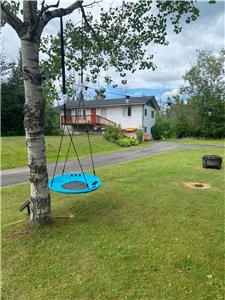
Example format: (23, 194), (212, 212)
(21, 38), (51, 224)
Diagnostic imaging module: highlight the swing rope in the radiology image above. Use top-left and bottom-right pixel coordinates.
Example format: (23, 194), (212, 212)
(79, 12), (96, 176)
(80, 90), (96, 176)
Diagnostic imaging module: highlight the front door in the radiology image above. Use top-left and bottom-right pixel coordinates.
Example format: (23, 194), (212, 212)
(91, 108), (96, 124)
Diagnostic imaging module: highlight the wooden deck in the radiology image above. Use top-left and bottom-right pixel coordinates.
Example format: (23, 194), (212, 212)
(61, 115), (116, 127)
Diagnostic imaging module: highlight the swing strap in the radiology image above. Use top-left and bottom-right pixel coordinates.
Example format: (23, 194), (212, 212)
(79, 12), (96, 176)
(79, 91), (96, 176)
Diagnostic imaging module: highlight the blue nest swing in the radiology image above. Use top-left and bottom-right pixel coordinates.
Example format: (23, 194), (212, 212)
(48, 16), (101, 196)
(48, 172), (101, 194)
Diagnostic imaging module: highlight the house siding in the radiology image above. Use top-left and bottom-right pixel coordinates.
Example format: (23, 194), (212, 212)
(143, 104), (155, 137)
(96, 105), (143, 129)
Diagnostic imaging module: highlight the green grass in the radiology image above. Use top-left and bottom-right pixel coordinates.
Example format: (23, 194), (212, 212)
(1, 135), (150, 170)
(167, 138), (225, 146)
(2, 149), (225, 299)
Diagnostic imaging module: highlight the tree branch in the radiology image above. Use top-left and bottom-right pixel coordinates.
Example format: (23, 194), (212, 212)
(0, 2), (24, 37)
(82, 0), (102, 8)
(32, 0), (60, 35)
(79, 3), (103, 52)
(40, 0), (60, 17)
(37, 0), (83, 35)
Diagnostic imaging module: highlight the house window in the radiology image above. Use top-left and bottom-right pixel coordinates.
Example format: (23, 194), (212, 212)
(151, 111), (154, 118)
(123, 106), (132, 116)
(144, 127), (147, 133)
(101, 108), (107, 118)
(145, 109), (147, 116)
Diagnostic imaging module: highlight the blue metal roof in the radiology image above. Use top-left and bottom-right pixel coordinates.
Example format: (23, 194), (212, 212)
(65, 96), (159, 110)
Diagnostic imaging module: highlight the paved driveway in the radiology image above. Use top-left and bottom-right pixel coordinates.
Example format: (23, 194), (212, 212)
(1, 142), (224, 187)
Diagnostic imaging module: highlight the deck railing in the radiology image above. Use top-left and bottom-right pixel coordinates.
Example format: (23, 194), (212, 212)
(61, 115), (116, 127)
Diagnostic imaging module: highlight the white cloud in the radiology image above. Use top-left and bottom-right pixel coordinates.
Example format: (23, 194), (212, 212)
(161, 88), (180, 101)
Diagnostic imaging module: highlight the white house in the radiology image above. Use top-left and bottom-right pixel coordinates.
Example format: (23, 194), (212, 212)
(60, 96), (159, 140)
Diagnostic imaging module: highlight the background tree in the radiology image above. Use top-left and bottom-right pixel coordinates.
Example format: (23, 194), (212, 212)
(44, 106), (61, 136)
(151, 113), (171, 140)
(181, 49), (225, 138)
(95, 88), (106, 100)
(1, 0), (213, 225)
(167, 96), (191, 138)
(1, 55), (25, 136)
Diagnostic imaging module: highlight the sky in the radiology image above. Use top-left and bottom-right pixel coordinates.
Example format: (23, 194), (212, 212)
(1, 0), (224, 104)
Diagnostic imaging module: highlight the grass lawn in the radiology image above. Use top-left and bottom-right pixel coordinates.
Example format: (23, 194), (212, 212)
(1, 135), (150, 170)
(2, 149), (224, 299)
(166, 138), (225, 146)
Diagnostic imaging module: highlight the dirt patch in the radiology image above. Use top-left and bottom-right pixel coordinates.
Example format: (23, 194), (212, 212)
(183, 182), (211, 190)
(6, 227), (33, 241)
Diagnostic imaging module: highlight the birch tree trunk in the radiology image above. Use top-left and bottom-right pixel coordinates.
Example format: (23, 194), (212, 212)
(21, 38), (51, 224)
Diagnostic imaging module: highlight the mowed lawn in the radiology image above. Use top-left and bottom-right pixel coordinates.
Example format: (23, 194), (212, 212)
(167, 138), (225, 146)
(2, 136), (224, 171)
(1, 135), (150, 170)
(2, 149), (224, 300)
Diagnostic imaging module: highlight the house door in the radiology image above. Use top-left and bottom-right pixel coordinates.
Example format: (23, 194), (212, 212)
(91, 108), (96, 124)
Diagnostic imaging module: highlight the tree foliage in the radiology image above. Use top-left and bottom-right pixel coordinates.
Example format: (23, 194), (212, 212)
(44, 107), (61, 136)
(181, 49), (225, 138)
(151, 113), (171, 140)
(1, 55), (25, 136)
(41, 0), (206, 99)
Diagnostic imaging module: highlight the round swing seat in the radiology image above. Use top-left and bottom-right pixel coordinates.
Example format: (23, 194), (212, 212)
(48, 172), (101, 194)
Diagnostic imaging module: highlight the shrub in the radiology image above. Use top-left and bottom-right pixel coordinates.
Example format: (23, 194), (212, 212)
(136, 129), (143, 143)
(103, 125), (139, 147)
(151, 115), (173, 140)
(117, 137), (138, 147)
(117, 137), (132, 147)
(103, 125), (122, 143)
(151, 124), (162, 140)
(130, 138), (139, 146)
